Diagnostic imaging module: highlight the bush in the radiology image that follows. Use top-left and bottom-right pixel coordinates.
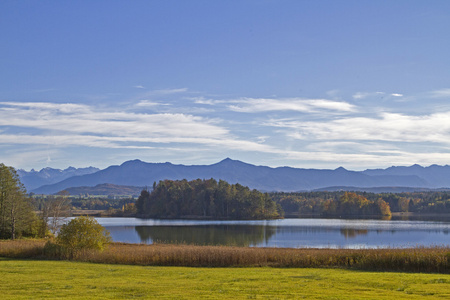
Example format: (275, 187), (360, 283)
(55, 216), (112, 257)
(43, 240), (69, 259)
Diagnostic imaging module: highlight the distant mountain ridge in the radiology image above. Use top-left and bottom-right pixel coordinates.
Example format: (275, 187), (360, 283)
(361, 164), (450, 188)
(312, 186), (450, 193)
(24, 158), (450, 195)
(17, 166), (100, 191)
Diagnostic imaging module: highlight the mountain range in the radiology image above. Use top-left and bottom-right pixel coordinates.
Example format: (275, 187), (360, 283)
(17, 166), (100, 191)
(17, 158), (450, 195)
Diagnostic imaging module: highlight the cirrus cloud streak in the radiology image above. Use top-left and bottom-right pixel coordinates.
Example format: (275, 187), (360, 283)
(268, 111), (450, 145)
(228, 98), (356, 113)
(0, 101), (278, 158)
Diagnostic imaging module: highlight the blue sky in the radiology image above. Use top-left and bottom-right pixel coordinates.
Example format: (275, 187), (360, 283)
(2, 0), (450, 171)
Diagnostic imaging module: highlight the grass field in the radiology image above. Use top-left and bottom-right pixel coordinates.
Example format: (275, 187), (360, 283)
(1, 258), (449, 299)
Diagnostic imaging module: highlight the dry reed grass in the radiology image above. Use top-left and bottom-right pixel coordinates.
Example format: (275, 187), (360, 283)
(1, 239), (449, 273)
(0, 239), (46, 258)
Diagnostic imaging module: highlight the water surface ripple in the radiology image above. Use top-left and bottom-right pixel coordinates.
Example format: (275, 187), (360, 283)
(93, 217), (450, 249)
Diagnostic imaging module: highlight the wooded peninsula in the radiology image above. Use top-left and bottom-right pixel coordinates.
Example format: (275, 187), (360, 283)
(135, 179), (282, 219)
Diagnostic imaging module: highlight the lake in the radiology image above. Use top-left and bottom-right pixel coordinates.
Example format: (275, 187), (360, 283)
(93, 217), (450, 249)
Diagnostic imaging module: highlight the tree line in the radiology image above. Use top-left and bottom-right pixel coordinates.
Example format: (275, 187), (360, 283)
(272, 190), (450, 216)
(136, 179), (282, 219)
(34, 196), (135, 211)
(376, 191), (450, 214)
(272, 191), (391, 217)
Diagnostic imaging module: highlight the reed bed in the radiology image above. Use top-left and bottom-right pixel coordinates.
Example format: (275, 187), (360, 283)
(1, 239), (449, 273)
(0, 239), (46, 258)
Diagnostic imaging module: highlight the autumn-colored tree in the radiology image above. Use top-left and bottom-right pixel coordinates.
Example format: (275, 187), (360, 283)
(56, 216), (112, 254)
(375, 198), (392, 216)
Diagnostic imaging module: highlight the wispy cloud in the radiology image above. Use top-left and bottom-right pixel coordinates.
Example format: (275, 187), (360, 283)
(352, 92), (383, 99)
(0, 101), (275, 156)
(0, 103), (227, 138)
(191, 97), (356, 113)
(191, 97), (222, 105)
(135, 100), (168, 107)
(227, 98), (356, 113)
(267, 111), (450, 144)
(148, 88), (188, 95)
(282, 149), (450, 168)
(326, 90), (340, 97)
(130, 88), (191, 107)
(0, 101), (89, 113)
(430, 88), (450, 98)
(352, 91), (403, 100)
(0, 145), (61, 171)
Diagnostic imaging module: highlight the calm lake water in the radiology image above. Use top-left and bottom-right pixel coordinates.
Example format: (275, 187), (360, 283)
(93, 217), (450, 249)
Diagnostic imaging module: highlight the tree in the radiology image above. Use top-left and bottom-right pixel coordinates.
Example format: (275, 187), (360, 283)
(397, 197), (410, 212)
(41, 190), (71, 235)
(136, 189), (150, 215)
(337, 192), (370, 215)
(0, 163), (37, 239)
(375, 198), (392, 216)
(56, 216), (112, 255)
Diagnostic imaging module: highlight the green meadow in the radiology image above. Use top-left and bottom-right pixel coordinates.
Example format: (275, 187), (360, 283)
(1, 258), (449, 299)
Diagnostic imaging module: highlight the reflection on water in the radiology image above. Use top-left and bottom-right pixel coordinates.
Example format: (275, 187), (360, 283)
(98, 217), (450, 249)
(392, 215), (450, 222)
(135, 225), (276, 246)
(340, 228), (368, 239)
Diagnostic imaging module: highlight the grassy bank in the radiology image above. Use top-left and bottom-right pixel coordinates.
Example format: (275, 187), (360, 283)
(1, 240), (449, 273)
(0, 258), (449, 299)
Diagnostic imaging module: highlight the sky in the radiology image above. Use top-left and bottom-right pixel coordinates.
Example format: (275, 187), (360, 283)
(1, 0), (450, 171)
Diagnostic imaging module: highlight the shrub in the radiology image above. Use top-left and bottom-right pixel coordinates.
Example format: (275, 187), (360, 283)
(55, 216), (112, 257)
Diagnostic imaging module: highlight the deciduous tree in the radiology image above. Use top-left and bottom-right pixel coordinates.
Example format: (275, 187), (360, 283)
(41, 190), (71, 235)
(56, 216), (112, 255)
(0, 163), (37, 239)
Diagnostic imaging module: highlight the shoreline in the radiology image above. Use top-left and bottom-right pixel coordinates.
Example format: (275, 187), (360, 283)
(70, 210), (450, 220)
